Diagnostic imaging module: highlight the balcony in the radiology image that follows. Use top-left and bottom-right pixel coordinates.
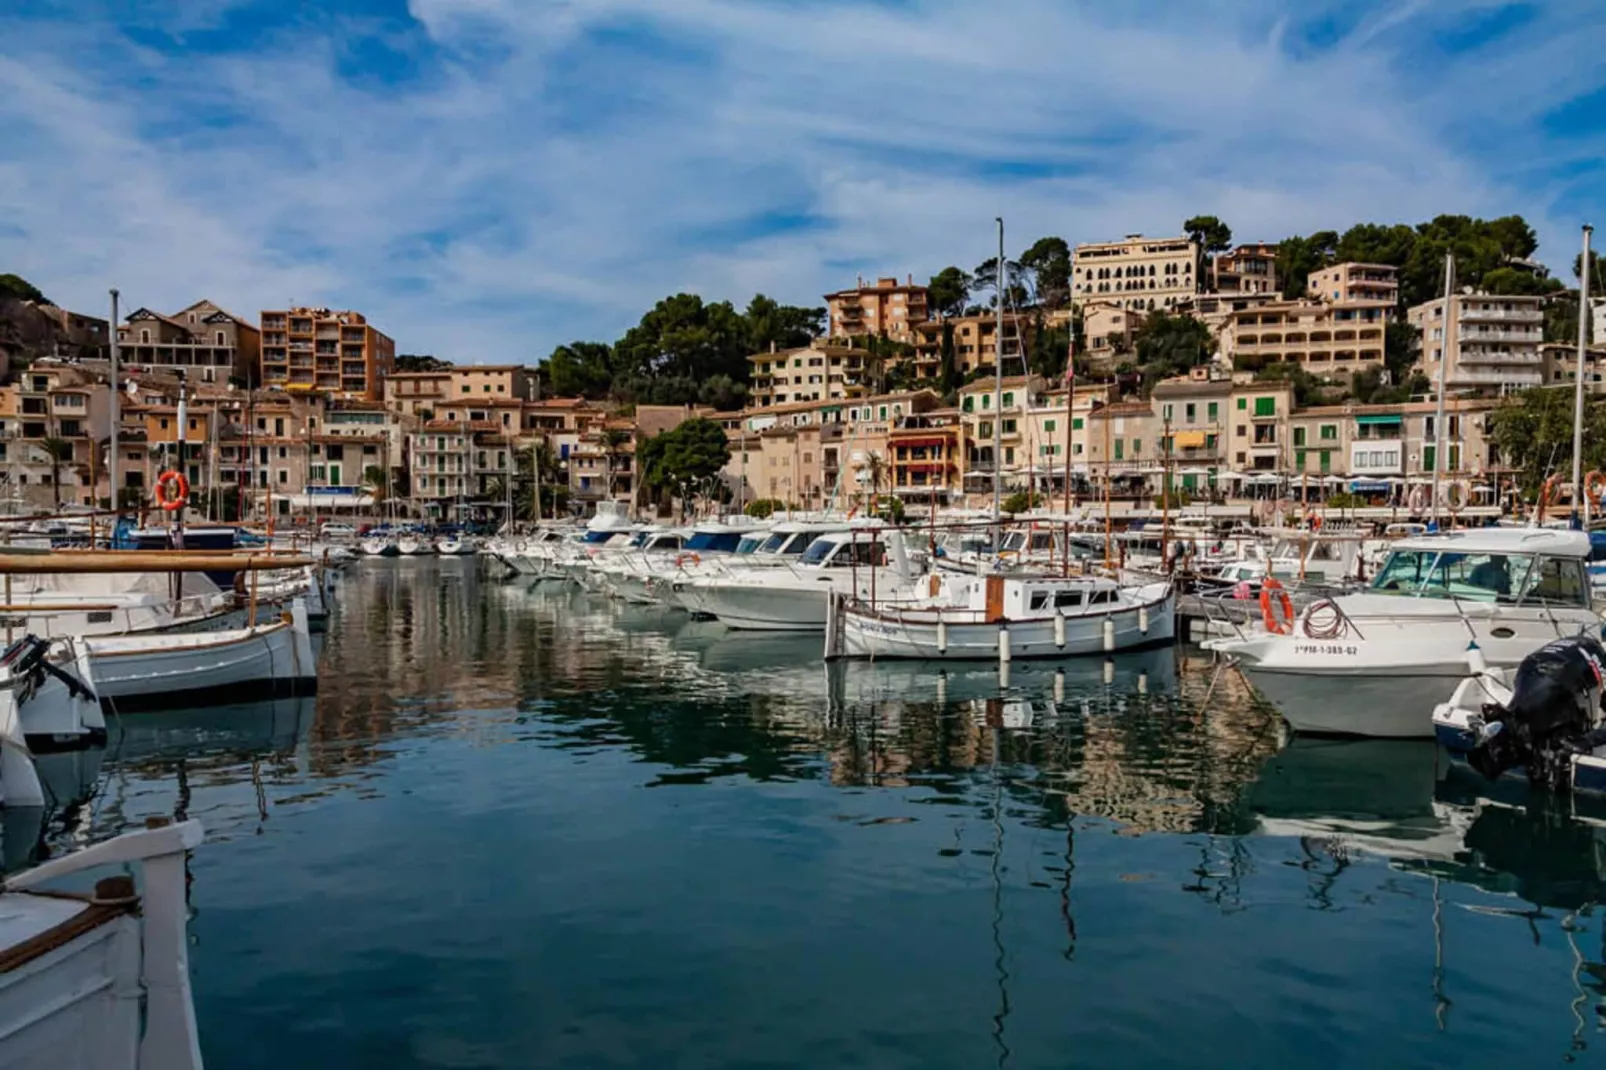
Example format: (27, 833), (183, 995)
(1449, 369), (1544, 386)
(1459, 308), (1543, 324)
(1458, 350), (1541, 366)
(1459, 331), (1541, 345)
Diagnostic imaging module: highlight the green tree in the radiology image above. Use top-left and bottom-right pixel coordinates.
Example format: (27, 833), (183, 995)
(1184, 216), (1233, 290)
(1481, 267), (1558, 297)
(613, 294), (750, 402)
(395, 353), (453, 372)
(361, 464), (388, 504)
(1489, 389), (1606, 495)
(546, 341), (615, 399)
(602, 428), (633, 503)
(971, 256), (1027, 305)
(39, 437), (72, 508)
(1001, 490), (1041, 514)
(1275, 231), (1338, 298)
(1019, 237), (1071, 308)
(1384, 320), (1420, 384)
(0, 274), (48, 304)
(637, 418), (732, 515)
(1133, 312), (1213, 392)
(928, 266), (972, 318)
(743, 294), (823, 352)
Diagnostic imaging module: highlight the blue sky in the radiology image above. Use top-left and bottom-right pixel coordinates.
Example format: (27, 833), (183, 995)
(2, 0), (1605, 363)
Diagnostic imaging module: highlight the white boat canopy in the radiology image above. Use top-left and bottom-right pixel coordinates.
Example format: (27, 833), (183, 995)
(1388, 527), (1591, 558)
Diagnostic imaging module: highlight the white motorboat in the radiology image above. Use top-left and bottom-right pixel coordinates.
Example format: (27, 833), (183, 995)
(75, 600), (318, 713)
(360, 535), (398, 557)
(0, 819), (205, 1069)
(690, 528), (921, 631)
(828, 573), (1175, 660)
(435, 534), (475, 556)
(0, 633), (104, 750)
(396, 534), (431, 556)
(1205, 528), (1603, 738)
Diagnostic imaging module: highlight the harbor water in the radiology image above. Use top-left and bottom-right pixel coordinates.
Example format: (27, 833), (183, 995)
(13, 559), (1606, 1067)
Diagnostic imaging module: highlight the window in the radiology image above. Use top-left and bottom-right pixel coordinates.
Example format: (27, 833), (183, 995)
(1423, 445), (1435, 471)
(1206, 434), (1218, 449)
(981, 395), (991, 410)
(1045, 419), (1057, 433)
(1236, 425), (1246, 437)
(1163, 404), (1173, 421)
(140, 329), (150, 343)
(1114, 439), (1124, 460)
(963, 396), (975, 412)
(1003, 392), (1015, 407)
(1131, 438), (1142, 455)
(1295, 450), (1306, 467)
(1005, 447), (1014, 464)
(1185, 403), (1196, 422)
(1207, 402), (1219, 422)
(216, 331), (225, 345)
(1320, 424), (1338, 441)
(1254, 397), (1276, 417)
(979, 422), (993, 438)
(1236, 397), (1246, 410)
(1072, 418), (1084, 430)
(1293, 428), (1306, 447)
(1002, 419), (1017, 434)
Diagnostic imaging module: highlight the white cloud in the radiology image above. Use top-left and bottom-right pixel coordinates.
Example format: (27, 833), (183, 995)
(1, 0), (1603, 361)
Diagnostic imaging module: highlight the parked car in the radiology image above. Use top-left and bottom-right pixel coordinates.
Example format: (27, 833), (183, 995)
(320, 521), (358, 539)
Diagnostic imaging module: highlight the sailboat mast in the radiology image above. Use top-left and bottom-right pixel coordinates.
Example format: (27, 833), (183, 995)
(1430, 252), (1453, 527)
(993, 217), (1004, 547)
(1573, 224), (1593, 527)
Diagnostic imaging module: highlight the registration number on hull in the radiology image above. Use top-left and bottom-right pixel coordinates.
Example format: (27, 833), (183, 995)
(1293, 643), (1359, 657)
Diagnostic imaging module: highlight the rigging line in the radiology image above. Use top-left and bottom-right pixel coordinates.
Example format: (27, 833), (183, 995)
(989, 726), (1012, 1070)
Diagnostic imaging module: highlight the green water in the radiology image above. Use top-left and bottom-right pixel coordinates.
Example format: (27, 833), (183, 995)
(19, 560), (1606, 1067)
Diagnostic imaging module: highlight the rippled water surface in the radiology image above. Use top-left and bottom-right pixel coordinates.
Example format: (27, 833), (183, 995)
(18, 559), (1606, 1068)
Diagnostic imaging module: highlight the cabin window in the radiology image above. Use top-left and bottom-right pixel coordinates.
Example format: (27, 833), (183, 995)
(1029, 592), (1050, 611)
(1087, 589), (1114, 605)
(1518, 557), (1588, 607)
(1054, 591), (1083, 609)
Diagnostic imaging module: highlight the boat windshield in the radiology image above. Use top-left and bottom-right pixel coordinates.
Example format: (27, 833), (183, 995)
(581, 530), (615, 544)
(779, 531), (821, 555)
(685, 532), (741, 553)
(1370, 550), (1590, 606)
(736, 535), (765, 554)
(799, 539), (841, 566)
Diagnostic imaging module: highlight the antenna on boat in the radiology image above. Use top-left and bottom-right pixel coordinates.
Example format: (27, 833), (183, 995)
(994, 217), (1005, 551)
(1430, 252), (1453, 530)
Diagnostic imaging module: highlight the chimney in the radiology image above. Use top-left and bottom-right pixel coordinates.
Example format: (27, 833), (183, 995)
(907, 273), (913, 286)
(857, 274), (864, 289)
(770, 340), (776, 353)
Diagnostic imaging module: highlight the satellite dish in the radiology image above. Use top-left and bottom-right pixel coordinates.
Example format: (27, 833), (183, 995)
(126, 379), (138, 397)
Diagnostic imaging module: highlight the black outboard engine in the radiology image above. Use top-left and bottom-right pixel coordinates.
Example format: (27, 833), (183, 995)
(1469, 635), (1606, 789)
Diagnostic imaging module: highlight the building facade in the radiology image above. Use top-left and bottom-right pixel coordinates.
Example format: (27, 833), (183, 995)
(1408, 292), (1545, 393)
(908, 312), (1036, 378)
(1213, 243), (1279, 295)
(1218, 298), (1391, 378)
(824, 276), (929, 342)
(1307, 262), (1400, 308)
(259, 307), (396, 400)
(118, 300), (261, 384)
(748, 342), (878, 407)
(1071, 235), (1201, 312)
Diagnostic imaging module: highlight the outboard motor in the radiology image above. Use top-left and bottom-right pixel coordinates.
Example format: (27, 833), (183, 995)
(1469, 635), (1606, 788)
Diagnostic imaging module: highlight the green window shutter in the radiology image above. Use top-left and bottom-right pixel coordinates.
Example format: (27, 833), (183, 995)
(1045, 419), (1057, 433)
(1449, 445), (1460, 470)
(1295, 450), (1307, 468)
(980, 422), (993, 437)
(1321, 424), (1337, 441)
(1293, 427), (1306, 447)
(1132, 438), (1142, 455)
(1003, 419), (1017, 433)
(1114, 440), (1124, 460)
(1423, 445), (1436, 471)
(963, 397), (974, 412)
(1208, 402), (1219, 421)
(1003, 392), (1014, 407)
(1072, 417), (1084, 430)
(1206, 434), (1218, 448)
(1163, 404), (1173, 421)
(1185, 403), (1196, 421)
(1320, 450), (1332, 473)
(1254, 397), (1275, 416)
(1236, 397), (1247, 410)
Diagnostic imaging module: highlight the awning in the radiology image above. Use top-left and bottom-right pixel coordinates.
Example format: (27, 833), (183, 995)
(1173, 430), (1208, 448)
(1350, 480), (1392, 492)
(1355, 414), (1403, 425)
(275, 492), (377, 509)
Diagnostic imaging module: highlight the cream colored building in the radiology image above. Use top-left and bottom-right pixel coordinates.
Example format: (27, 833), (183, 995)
(909, 312), (1035, 378)
(385, 371), (451, 418)
(259, 307), (395, 401)
(449, 364), (538, 401)
(1308, 262), (1400, 308)
(1071, 235), (1201, 312)
(1219, 299), (1391, 379)
(1540, 342), (1606, 394)
(1080, 302), (1145, 371)
(1408, 292), (1545, 393)
(825, 276), (929, 342)
(1226, 382), (1295, 473)
(747, 342), (878, 407)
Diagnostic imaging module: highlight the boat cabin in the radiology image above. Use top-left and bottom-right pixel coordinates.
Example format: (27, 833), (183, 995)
(1369, 529), (1592, 607)
(799, 532), (888, 568)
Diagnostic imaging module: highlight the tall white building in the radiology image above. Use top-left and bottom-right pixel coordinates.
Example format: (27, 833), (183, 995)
(1407, 292), (1545, 393)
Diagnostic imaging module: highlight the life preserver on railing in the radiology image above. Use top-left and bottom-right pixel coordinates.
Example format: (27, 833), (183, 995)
(674, 551), (702, 568)
(1407, 483), (1430, 514)
(154, 470), (189, 512)
(1259, 577), (1295, 635)
(1441, 479), (1468, 511)
(1587, 470), (1606, 506)
(1302, 598), (1345, 640)
(1303, 509), (1323, 532)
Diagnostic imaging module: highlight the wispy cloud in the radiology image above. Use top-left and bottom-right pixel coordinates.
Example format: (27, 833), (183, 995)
(2, 0), (1605, 361)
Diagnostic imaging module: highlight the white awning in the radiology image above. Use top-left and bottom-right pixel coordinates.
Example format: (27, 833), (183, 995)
(273, 493), (376, 509)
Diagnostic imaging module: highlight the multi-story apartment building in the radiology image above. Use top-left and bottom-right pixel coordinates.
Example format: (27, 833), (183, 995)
(886, 409), (963, 506)
(568, 418), (637, 510)
(1071, 235), (1201, 312)
(1408, 292), (1545, 393)
(118, 300), (261, 384)
(956, 375), (1044, 496)
(1541, 342), (1606, 393)
(908, 312), (1036, 378)
(1213, 243), (1279, 295)
(385, 370), (451, 418)
(1225, 381), (1296, 473)
(1218, 298), (1391, 378)
(0, 365), (113, 508)
(447, 364), (539, 401)
(259, 307), (395, 400)
(748, 342), (879, 407)
(1153, 372), (1232, 479)
(824, 276), (929, 341)
(1308, 262), (1400, 308)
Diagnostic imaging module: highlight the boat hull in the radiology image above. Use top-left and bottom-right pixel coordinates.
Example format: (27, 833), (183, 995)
(839, 591), (1176, 660)
(1242, 663), (1463, 738)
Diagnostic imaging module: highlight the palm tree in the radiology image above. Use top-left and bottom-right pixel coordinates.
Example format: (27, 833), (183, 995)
(862, 451), (886, 514)
(39, 437), (72, 509)
(602, 428), (632, 504)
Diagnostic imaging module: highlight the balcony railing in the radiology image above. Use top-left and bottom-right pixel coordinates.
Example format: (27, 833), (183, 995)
(1459, 308), (1543, 324)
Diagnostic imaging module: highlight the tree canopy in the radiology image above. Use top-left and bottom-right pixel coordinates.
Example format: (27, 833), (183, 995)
(927, 267), (971, 318)
(1133, 311), (1213, 392)
(637, 417), (732, 507)
(0, 274), (48, 305)
(1488, 389), (1606, 494)
(1019, 237), (1071, 308)
(395, 353), (454, 372)
(1184, 216), (1233, 255)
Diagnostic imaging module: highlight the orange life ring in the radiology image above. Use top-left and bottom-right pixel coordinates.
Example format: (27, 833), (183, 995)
(1259, 577), (1295, 635)
(154, 470), (189, 511)
(1587, 470), (1606, 505)
(674, 551), (702, 567)
(1539, 474), (1563, 520)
